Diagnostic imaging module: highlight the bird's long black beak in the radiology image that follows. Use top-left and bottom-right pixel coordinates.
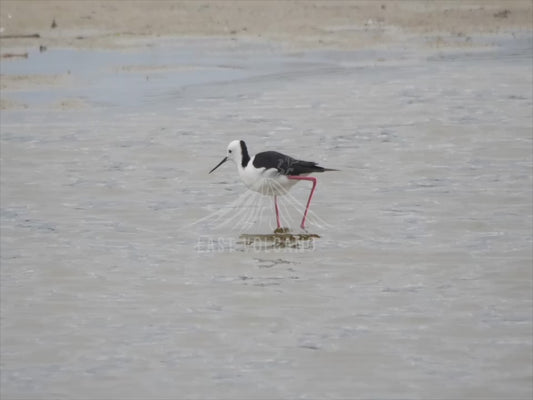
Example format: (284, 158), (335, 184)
(209, 156), (228, 174)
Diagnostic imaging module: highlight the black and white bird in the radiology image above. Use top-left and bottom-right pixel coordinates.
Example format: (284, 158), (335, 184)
(209, 140), (337, 230)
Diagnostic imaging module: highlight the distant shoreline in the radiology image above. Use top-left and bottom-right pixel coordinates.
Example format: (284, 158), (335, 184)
(1, 0), (531, 51)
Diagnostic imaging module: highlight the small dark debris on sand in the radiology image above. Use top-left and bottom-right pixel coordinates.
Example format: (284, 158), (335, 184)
(493, 9), (511, 18)
(0, 33), (40, 39)
(1, 52), (28, 58)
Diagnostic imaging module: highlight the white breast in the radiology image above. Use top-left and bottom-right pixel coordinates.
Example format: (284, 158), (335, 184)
(238, 163), (298, 196)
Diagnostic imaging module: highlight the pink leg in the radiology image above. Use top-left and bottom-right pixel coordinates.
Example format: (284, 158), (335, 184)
(274, 195), (281, 229)
(288, 176), (317, 229)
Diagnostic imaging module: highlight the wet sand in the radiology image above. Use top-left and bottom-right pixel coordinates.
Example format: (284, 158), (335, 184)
(1, 2), (532, 400)
(1, 0), (532, 108)
(1, 0), (532, 50)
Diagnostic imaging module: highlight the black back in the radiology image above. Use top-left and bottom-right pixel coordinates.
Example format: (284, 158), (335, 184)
(252, 151), (328, 176)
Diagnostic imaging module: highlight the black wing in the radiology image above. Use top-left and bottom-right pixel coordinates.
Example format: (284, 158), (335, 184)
(252, 151), (329, 176)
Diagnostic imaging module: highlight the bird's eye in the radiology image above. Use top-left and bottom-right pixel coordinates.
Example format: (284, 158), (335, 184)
(228, 150), (232, 153)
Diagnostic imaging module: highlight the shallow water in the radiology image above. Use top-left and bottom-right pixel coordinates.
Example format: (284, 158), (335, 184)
(1, 36), (532, 399)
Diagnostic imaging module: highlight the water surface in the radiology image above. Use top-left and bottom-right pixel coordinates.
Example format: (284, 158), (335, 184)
(1, 36), (532, 399)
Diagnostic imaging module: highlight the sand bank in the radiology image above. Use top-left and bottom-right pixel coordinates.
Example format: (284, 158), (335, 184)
(1, 0), (531, 51)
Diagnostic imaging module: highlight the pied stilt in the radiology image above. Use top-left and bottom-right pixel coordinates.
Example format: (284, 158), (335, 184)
(209, 140), (337, 230)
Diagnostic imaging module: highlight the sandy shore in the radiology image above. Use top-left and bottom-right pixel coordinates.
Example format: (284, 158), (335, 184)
(0, 1), (531, 110)
(1, 0), (532, 51)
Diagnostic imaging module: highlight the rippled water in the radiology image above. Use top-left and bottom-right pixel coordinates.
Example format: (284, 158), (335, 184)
(1, 36), (532, 399)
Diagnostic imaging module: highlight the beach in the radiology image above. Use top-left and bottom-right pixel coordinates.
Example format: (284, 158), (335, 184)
(1, 0), (532, 50)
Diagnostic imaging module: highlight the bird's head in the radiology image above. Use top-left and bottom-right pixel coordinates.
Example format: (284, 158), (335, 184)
(209, 140), (247, 173)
